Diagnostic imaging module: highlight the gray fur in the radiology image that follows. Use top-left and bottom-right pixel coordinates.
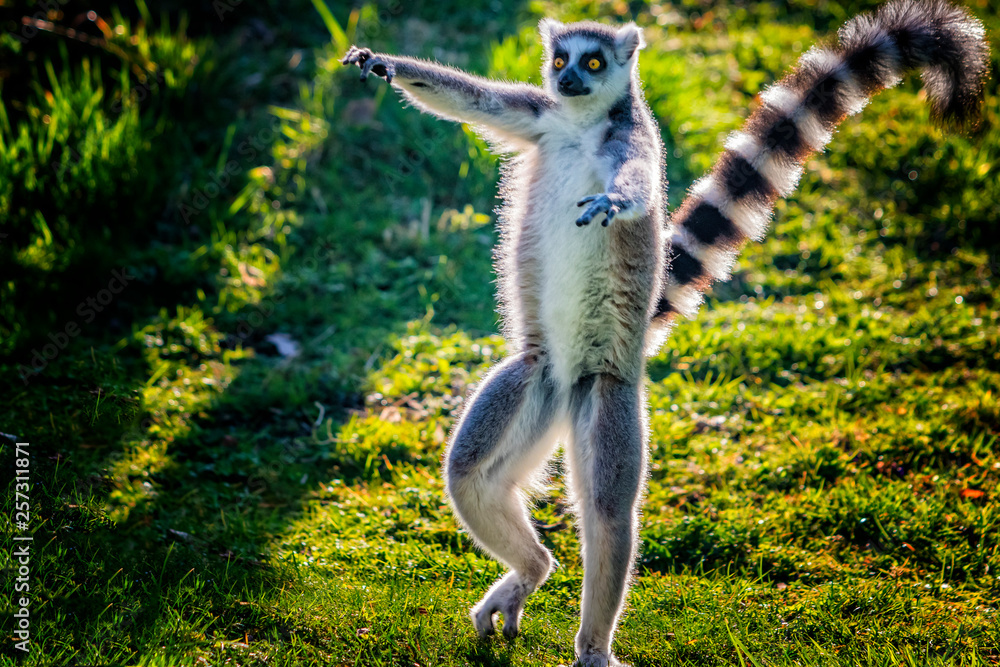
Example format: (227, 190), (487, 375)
(567, 374), (646, 661)
(444, 352), (562, 640)
(446, 354), (557, 481)
(345, 25), (658, 665)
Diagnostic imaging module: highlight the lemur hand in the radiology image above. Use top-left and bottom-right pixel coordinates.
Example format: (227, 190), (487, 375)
(576, 194), (625, 227)
(342, 46), (395, 84)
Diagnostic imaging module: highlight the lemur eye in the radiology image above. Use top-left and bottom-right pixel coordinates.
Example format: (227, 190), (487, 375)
(553, 57), (565, 69)
(588, 58), (602, 70)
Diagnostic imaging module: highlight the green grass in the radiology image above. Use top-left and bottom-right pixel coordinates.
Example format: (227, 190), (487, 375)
(1, 0), (999, 665)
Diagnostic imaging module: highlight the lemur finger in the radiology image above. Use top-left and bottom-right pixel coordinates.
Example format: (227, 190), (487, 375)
(576, 204), (601, 226)
(340, 46), (371, 66)
(576, 194), (613, 226)
(359, 58), (373, 81)
(601, 205), (621, 227)
(361, 57), (394, 82)
(341, 47), (359, 65)
(359, 57), (380, 81)
(472, 607), (498, 638)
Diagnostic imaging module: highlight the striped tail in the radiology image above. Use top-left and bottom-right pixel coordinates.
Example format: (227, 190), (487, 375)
(651, 0), (989, 334)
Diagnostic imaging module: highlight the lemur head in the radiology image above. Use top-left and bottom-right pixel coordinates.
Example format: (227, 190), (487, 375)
(539, 19), (645, 107)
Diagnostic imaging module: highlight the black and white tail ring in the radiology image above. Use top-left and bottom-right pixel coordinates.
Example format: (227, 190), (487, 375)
(653, 0), (989, 326)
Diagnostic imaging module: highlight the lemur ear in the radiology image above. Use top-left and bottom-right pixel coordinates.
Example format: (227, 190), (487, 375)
(538, 18), (564, 47)
(614, 23), (645, 64)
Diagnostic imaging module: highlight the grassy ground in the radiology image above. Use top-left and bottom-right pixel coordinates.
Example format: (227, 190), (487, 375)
(1, 0), (998, 665)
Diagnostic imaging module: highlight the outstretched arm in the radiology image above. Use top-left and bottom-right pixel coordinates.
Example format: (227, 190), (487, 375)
(342, 46), (554, 147)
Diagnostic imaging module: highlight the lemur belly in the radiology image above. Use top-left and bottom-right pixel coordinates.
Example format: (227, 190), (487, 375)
(526, 130), (622, 389)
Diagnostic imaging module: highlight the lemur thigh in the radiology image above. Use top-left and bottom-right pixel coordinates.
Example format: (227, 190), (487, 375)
(445, 353), (561, 636)
(567, 374), (645, 662)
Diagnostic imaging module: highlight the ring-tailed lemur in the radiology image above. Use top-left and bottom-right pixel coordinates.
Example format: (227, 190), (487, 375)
(342, 2), (988, 664)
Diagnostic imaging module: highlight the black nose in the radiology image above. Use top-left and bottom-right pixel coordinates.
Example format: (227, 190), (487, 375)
(558, 70), (589, 97)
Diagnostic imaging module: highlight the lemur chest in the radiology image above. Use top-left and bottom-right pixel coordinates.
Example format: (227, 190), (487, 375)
(527, 123), (610, 236)
(534, 124), (608, 205)
(522, 124), (623, 382)
(529, 126), (611, 259)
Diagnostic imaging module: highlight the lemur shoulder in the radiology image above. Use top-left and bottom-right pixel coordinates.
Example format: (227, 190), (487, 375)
(342, 2), (988, 665)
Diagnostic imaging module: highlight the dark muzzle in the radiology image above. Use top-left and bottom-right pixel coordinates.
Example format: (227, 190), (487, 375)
(558, 69), (589, 97)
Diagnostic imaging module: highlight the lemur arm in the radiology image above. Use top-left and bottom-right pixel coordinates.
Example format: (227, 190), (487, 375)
(576, 98), (658, 227)
(342, 46), (554, 146)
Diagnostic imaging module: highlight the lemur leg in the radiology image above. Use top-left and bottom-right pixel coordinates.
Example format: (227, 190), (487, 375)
(567, 373), (646, 667)
(445, 351), (563, 639)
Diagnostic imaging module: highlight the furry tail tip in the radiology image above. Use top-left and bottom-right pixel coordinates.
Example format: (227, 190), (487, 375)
(840, 0), (990, 127)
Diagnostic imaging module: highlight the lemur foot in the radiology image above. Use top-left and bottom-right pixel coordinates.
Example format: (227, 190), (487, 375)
(471, 571), (536, 639)
(341, 46), (395, 83)
(576, 194), (624, 227)
(574, 648), (630, 667)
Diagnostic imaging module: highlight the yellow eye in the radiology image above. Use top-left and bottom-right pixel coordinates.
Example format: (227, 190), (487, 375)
(588, 58), (602, 70)
(553, 57), (565, 69)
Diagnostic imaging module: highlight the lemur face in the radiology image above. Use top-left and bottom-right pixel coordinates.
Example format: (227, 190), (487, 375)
(550, 36), (611, 97)
(539, 19), (645, 105)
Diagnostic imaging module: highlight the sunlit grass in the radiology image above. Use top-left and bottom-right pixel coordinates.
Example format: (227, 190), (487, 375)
(1, 0), (998, 664)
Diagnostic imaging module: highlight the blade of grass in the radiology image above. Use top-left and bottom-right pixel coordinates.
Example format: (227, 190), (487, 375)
(310, 0), (349, 52)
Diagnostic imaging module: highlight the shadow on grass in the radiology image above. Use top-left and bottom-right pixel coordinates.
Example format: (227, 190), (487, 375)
(0, 0), (535, 661)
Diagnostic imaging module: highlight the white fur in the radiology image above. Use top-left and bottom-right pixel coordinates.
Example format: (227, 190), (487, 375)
(474, 32), (649, 666)
(690, 174), (771, 241)
(799, 45), (843, 72)
(614, 23), (646, 64)
(759, 83), (833, 151)
(799, 47), (869, 116)
(759, 83), (800, 115)
(661, 279), (704, 318)
(796, 107), (834, 151)
(725, 131), (804, 197)
(385, 29), (651, 666)
(672, 225), (738, 281)
(531, 117), (619, 390)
